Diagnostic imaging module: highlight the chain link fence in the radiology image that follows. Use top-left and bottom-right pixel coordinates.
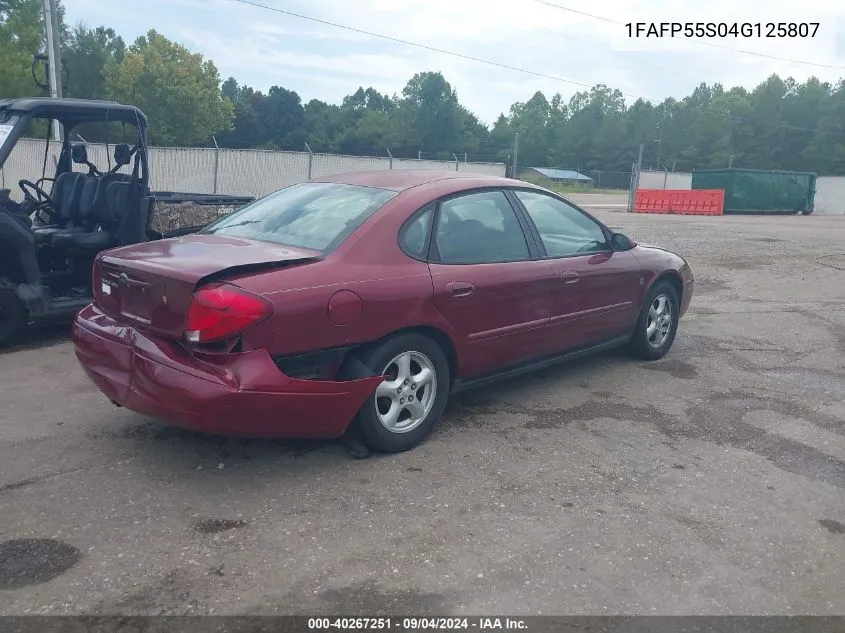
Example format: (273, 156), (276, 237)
(0, 138), (506, 200)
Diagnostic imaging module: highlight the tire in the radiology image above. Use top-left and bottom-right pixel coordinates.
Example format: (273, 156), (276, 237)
(350, 333), (451, 453)
(627, 280), (680, 361)
(0, 283), (27, 349)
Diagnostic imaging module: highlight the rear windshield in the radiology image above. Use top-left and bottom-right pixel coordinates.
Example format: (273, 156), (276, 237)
(200, 182), (397, 253)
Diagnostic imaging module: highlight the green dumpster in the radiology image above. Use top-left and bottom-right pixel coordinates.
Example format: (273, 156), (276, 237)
(691, 168), (817, 215)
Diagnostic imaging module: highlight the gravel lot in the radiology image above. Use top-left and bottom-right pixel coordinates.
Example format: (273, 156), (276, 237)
(1, 198), (844, 615)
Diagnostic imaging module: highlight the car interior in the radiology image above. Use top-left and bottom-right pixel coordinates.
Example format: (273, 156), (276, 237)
(435, 194), (530, 263)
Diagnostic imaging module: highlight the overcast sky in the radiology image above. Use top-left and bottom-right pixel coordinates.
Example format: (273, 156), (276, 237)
(62, 0), (845, 125)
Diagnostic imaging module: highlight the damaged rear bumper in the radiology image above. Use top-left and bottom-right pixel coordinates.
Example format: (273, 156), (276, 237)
(72, 304), (383, 438)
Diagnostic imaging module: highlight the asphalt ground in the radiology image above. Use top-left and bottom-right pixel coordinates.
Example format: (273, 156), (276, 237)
(1, 198), (844, 615)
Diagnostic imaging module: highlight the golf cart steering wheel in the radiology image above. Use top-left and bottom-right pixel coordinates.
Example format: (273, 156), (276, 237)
(19, 179), (54, 215)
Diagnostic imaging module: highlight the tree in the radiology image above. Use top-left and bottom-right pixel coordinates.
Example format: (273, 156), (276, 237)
(399, 72), (464, 156)
(62, 24), (125, 100)
(257, 85), (305, 149)
(103, 30), (232, 146)
(508, 91), (552, 167)
(303, 98), (342, 153)
(804, 80), (845, 174)
(0, 0), (45, 97)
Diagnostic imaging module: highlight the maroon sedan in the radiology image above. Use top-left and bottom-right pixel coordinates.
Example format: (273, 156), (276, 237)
(72, 170), (693, 452)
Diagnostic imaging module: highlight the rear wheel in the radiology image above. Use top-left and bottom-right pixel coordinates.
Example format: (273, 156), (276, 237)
(350, 333), (450, 453)
(0, 284), (27, 349)
(627, 281), (679, 361)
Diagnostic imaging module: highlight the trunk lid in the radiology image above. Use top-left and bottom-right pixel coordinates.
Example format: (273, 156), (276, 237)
(93, 234), (321, 339)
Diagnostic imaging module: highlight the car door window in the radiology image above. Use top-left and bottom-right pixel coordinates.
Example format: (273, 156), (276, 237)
(514, 190), (609, 257)
(434, 191), (530, 264)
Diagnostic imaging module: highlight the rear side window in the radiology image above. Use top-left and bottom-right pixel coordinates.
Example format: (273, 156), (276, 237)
(202, 182), (397, 253)
(399, 205), (434, 259)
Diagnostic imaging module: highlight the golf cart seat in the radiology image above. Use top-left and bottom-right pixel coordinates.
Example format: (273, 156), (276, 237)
(51, 144), (137, 256)
(31, 143), (92, 245)
(51, 176), (115, 254)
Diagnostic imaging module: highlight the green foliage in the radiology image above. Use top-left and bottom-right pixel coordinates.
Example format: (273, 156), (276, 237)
(0, 0), (45, 97)
(62, 24), (124, 100)
(103, 30), (232, 146)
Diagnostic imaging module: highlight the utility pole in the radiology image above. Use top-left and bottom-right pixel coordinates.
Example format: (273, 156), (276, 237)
(42, 0), (62, 140)
(512, 133), (519, 179)
(627, 142), (645, 213)
(626, 161), (637, 213)
(634, 141), (644, 188)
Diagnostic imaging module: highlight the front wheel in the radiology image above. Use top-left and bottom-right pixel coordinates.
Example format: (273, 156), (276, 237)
(0, 284), (28, 349)
(627, 281), (680, 361)
(350, 333), (451, 453)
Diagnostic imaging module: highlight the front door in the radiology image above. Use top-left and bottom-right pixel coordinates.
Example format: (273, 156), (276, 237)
(511, 189), (640, 351)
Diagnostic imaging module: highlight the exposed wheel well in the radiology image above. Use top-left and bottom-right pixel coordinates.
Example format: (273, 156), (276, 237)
(0, 240), (26, 285)
(368, 325), (459, 385)
(652, 271), (683, 305)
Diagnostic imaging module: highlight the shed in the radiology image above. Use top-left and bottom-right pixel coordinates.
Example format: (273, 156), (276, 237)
(523, 167), (593, 184)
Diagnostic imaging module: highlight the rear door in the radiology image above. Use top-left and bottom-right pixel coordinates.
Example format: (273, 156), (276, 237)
(425, 189), (556, 377)
(510, 189), (640, 351)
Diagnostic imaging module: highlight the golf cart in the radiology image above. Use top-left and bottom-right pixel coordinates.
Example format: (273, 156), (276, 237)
(0, 97), (253, 347)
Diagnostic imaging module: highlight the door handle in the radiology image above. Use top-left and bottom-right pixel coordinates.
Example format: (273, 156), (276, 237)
(446, 282), (475, 298)
(561, 271), (580, 285)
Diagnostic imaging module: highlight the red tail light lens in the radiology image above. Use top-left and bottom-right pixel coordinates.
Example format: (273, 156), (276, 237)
(186, 283), (272, 344)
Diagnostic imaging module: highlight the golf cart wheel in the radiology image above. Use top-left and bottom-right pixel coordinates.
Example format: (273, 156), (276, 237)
(0, 284), (27, 349)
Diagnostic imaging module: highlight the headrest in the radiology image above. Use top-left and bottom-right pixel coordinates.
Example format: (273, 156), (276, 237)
(71, 143), (88, 164)
(113, 143), (131, 167)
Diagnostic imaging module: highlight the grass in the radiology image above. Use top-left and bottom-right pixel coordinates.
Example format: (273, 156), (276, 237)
(545, 183), (628, 195)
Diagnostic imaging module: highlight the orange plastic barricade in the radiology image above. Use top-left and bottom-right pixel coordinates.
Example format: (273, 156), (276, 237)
(634, 189), (724, 216)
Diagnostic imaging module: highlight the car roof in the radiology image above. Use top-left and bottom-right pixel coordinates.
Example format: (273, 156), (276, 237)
(0, 98), (147, 126)
(314, 169), (525, 192)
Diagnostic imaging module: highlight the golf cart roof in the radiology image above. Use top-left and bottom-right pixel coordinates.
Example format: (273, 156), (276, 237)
(0, 98), (147, 127)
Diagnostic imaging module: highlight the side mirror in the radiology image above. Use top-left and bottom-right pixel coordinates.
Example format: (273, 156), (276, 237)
(611, 232), (635, 251)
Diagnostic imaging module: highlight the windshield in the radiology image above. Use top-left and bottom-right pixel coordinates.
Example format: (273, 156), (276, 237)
(200, 182), (397, 252)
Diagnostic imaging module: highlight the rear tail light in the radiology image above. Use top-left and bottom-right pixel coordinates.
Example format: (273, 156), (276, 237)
(186, 283), (272, 344)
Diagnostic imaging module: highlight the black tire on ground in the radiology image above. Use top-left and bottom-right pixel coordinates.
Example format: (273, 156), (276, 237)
(350, 332), (451, 453)
(802, 209), (814, 216)
(0, 283), (27, 349)
(627, 280), (680, 361)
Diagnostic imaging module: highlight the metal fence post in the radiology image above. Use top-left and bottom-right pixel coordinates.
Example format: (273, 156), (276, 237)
(212, 136), (219, 194)
(387, 148), (393, 169)
(626, 162), (636, 213)
(452, 153), (459, 172)
(305, 142), (313, 180)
